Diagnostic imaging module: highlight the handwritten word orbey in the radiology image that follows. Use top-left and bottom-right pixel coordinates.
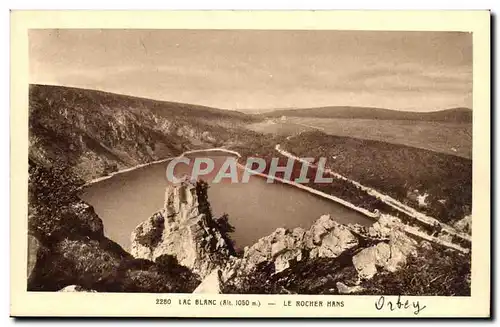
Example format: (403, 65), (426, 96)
(375, 295), (426, 315)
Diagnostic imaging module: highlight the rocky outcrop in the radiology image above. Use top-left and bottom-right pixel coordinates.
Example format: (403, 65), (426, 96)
(28, 156), (200, 293)
(69, 201), (105, 238)
(29, 84), (258, 181)
(58, 285), (96, 292)
(454, 215), (472, 235)
(125, 176), (429, 294)
(229, 215), (359, 276)
(130, 180), (234, 278)
(352, 243), (391, 279)
(28, 157), (107, 244)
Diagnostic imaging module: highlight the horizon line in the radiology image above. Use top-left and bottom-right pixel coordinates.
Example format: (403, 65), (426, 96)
(29, 82), (472, 114)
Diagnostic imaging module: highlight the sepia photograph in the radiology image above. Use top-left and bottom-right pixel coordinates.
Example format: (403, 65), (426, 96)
(11, 10), (490, 318)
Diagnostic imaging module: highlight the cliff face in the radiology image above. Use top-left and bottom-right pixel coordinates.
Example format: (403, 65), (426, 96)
(28, 202), (201, 293)
(29, 84), (260, 181)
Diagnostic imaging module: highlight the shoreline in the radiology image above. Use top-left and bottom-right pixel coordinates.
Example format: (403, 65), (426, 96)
(83, 147), (241, 187)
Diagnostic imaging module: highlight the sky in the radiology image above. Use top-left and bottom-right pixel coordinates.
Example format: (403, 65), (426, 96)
(29, 29), (472, 112)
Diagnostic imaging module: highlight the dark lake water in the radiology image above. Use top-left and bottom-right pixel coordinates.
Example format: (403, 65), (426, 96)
(81, 154), (373, 251)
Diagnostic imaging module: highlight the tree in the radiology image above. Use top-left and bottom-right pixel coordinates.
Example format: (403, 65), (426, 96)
(215, 213), (236, 254)
(28, 158), (85, 242)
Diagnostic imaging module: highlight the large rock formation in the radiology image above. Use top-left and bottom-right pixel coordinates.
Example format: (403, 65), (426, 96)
(130, 179), (234, 278)
(229, 215), (359, 276)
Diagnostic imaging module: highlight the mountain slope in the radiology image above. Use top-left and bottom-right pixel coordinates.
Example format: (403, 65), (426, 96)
(29, 84), (260, 180)
(281, 130), (472, 224)
(262, 106), (472, 123)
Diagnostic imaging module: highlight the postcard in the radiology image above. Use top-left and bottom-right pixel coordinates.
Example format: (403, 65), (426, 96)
(10, 10), (490, 318)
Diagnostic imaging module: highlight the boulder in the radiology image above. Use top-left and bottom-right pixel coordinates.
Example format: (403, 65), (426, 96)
(368, 214), (401, 238)
(129, 212), (166, 261)
(193, 269), (222, 294)
(352, 242), (391, 279)
(58, 285), (96, 292)
(307, 216), (358, 259)
(353, 228), (417, 279)
(336, 282), (364, 294)
(385, 230), (418, 272)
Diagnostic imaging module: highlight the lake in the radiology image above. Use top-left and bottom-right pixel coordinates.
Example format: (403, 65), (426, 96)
(81, 153), (374, 251)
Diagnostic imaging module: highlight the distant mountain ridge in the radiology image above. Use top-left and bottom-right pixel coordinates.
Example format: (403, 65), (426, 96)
(262, 106), (472, 123)
(32, 84), (253, 120)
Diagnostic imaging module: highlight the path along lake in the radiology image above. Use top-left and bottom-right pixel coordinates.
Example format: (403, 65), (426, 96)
(81, 153), (374, 251)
